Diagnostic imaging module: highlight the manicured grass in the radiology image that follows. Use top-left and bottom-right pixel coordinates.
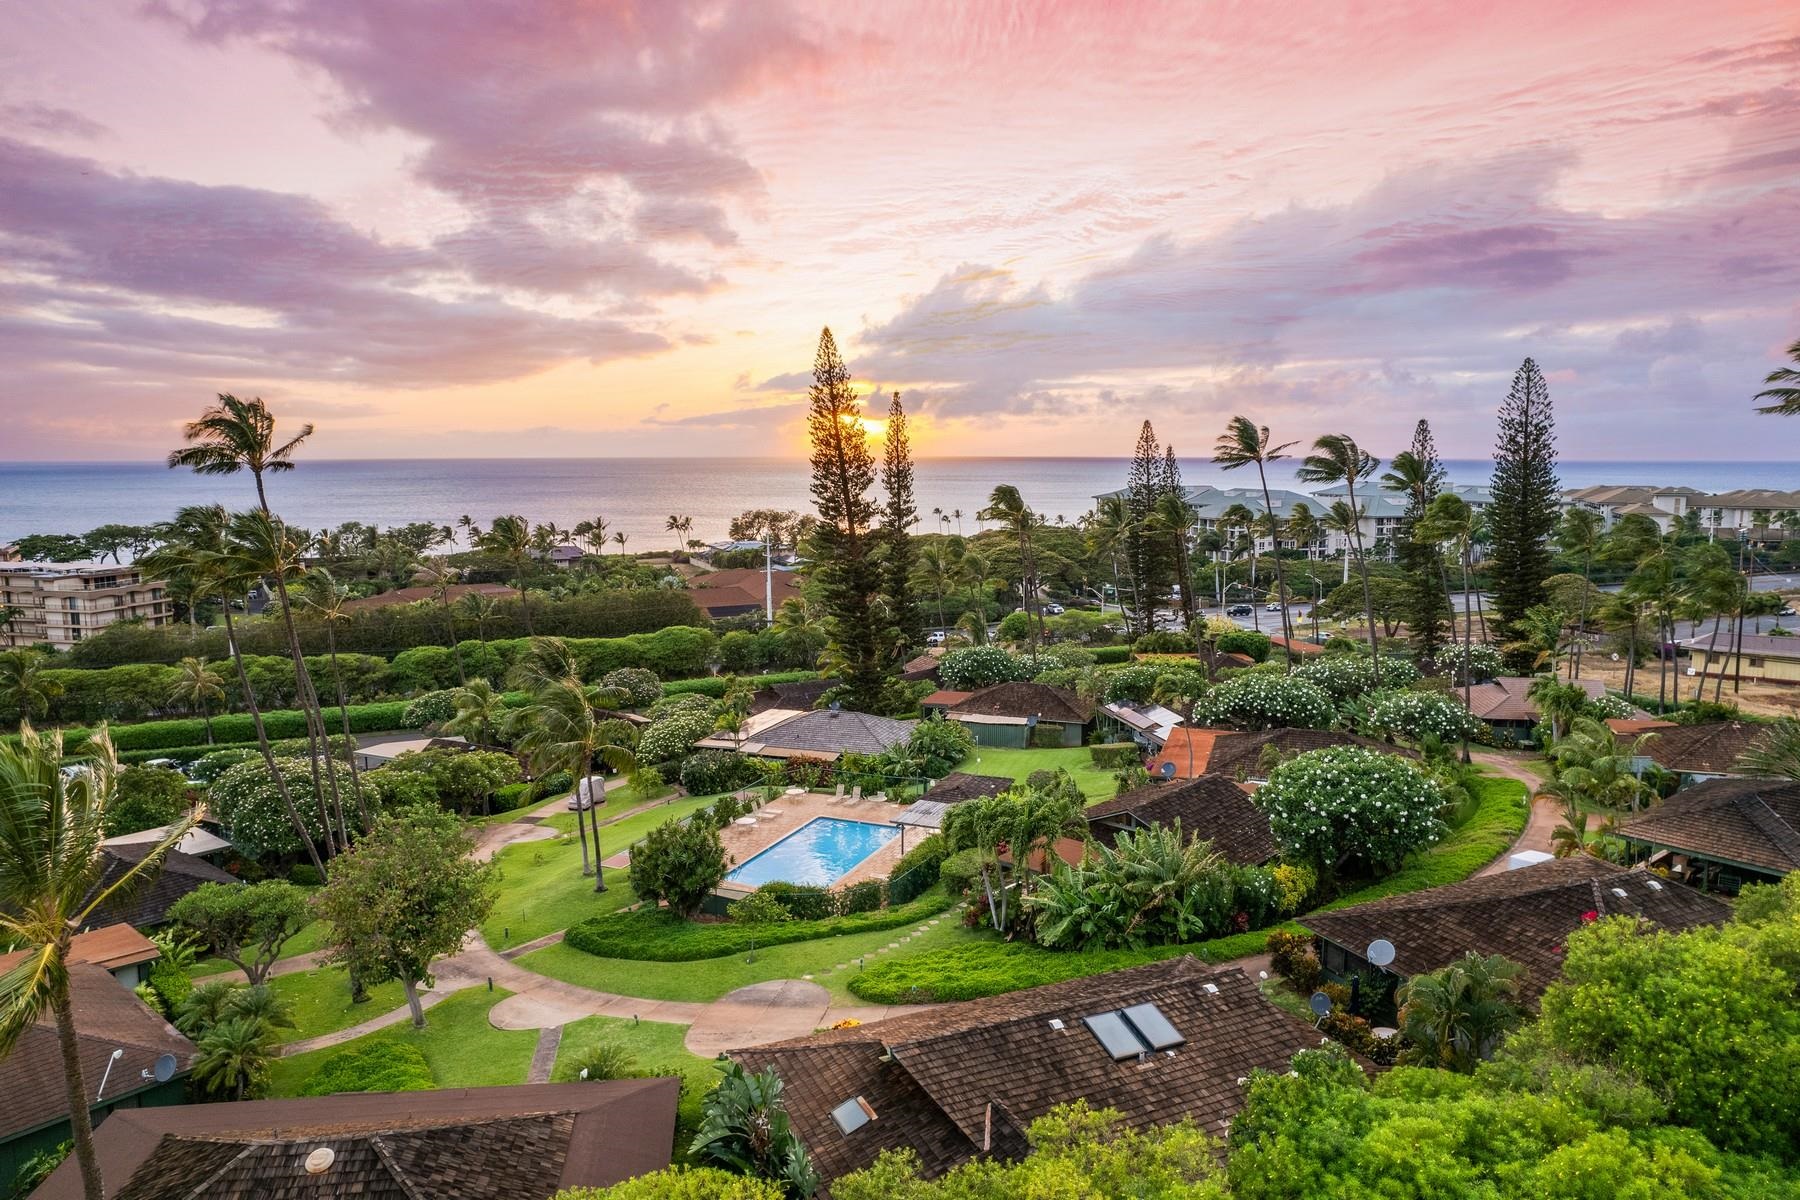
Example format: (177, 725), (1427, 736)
(552, 1013), (714, 1084)
(563, 887), (951, 962)
(519, 901), (965, 1005)
(268, 987), (539, 1096)
(482, 792), (719, 949)
(959, 747), (1117, 800)
(845, 772), (1530, 1003)
(268, 964), (407, 1042)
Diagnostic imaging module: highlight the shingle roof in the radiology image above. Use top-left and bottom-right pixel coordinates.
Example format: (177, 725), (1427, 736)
(949, 683), (1094, 724)
(0, 964), (194, 1143)
(925, 772), (1016, 804)
(1086, 776), (1278, 865)
(0, 923), (158, 976)
(88, 844), (238, 928)
(1300, 857), (1731, 1002)
(1204, 728), (1415, 781)
(1680, 633), (1800, 660)
(1630, 721), (1776, 775)
(1459, 676), (1607, 723)
(32, 1080), (680, 1200)
(748, 678), (836, 714)
(1616, 777), (1800, 875)
(743, 708), (914, 758)
(734, 958), (1332, 1193)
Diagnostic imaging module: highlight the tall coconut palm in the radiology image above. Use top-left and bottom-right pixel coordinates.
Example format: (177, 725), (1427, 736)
(1554, 508), (1606, 680)
(982, 486), (1043, 660)
(168, 656), (225, 744)
(912, 539), (955, 634)
(0, 726), (194, 1200)
(1214, 417), (1299, 664)
(665, 514), (694, 552)
(166, 393), (311, 516)
(1087, 495), (1136, 616)
(1284, 502), (1321, 563)
(573, 517), (610, 560)
(1322, 499), (1362, 587)
(222, 510), (348, 856)
(456, 590), (500, 649)
(1418, 493), (1478, 762)
(296, 570), (370, 828)
(1297, 434), (1382, 661)
(443, 679), (507, 753)
(0, 649), (61, 722)
(1150, 490), (1200, 632)
(510, 668), (636, 891)
(476, 515), (536, 635)
(413, 557), (469, 687)
(143, 508), (327, 875)
(1753, 337), (1800, 416)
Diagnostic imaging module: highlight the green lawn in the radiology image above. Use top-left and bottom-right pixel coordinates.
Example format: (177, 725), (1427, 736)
(268, 964), (407, 1042)
(958, 747), (1116, 800)
(552, 1013), (714, 1084)
(192, 910), (330, 978)
(482, 792), (720, 949)
(519, 901), (966, 1004)
(268, 987), (539, 1096)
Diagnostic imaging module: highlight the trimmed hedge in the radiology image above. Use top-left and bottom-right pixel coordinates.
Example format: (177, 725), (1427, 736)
(26, 701), (413, 757)
(1091, 646), (1133, 665)
(846, 774), (1528, 1003)
(298, 1042), (434, 1096)
(1088, 743), (1140, 769)
(660, 670), (819, 699)
(562, 886), (949, 962)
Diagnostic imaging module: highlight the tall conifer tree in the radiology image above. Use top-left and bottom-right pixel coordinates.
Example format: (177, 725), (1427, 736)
(805, 328), (892, 710)
(1489, 358), (1561, 666)
(880, 391), (925, 658)
(1388, 419), (1450, 659)
(1125, 421), (1164, 636)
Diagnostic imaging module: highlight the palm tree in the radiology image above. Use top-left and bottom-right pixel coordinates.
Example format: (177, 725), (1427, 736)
(222, 510), (348, 856)
(1555, 509), (1605, 680)
(412, 557), (469, 686)
(913, 539), (955, 634)
(1417, 493), (1478, 762)
(1087, 495), (1135, 616)
(573, 517), (610, 560)
(612, 531), (630, 557)
(982, 485), (1043, 660)
(0, 726), (194, 1200)
(443, 679), (507, 754)
(168, 656), (225, 744)
(456, 590), (500, 648)
(1284, 502), (1321, 563)
(1150, 490), (1200, 632)
(296, 569), (370, 827)
(1396, 952), (1525, 1072)
(1736, 717), (1800, 781)
(191, 1014), (280, 1101)
(1214, 417), (1300, 664)
(1527, 676), (1587, 744)
(166, 393), (311, 516)
(1754, 337), (1800, 416)
(141, 507), (328, 877)
(1296, 434), (1382, 661)
(510, 640), (635, 889)
(476, 515), (535, 635)
(665, 514), (694, 554)
(0, 649), (62, 721)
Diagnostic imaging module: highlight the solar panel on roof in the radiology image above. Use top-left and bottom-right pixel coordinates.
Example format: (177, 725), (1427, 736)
(1121, 1002), (1185, 1051)
(1083, 1011), (1148, 1060)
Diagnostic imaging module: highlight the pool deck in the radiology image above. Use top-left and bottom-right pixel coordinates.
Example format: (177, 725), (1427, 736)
(716, 789), (909, 894)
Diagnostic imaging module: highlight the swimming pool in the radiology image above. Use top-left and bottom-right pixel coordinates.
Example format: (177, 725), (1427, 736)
(725, 817), (900, 888)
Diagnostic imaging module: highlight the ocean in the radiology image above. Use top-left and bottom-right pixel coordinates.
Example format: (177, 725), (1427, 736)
(3, 457), (1797, 550)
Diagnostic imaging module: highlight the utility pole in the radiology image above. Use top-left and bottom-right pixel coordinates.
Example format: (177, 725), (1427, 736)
(764, 533), (774, 623)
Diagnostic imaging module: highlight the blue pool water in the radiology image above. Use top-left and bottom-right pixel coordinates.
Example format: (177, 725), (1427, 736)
(726, 817), (900, 888)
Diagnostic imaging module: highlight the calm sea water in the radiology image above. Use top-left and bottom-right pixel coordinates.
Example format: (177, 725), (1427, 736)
(2, 457), (1796, 549)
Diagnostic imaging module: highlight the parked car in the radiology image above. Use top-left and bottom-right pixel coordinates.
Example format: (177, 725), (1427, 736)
(1265, 602), (1283, 612)
(926, 630), (948, 645)
(1043, 603), (1065, 615)
(1226, 604), (1253, 617)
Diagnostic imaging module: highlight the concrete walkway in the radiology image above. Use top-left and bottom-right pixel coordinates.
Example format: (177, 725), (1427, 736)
(527, 1026), (563, 1084)
(1472, 751), (1554, 875)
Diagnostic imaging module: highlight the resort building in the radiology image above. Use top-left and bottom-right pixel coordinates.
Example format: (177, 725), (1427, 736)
(1086, 775), (1278, 865)
(1695, 488), (1800, 541)
(1147, 727), (1414, 783)
(0, 923), (160, 992)
(733, 958), (1337, 1194)
(0, 560), (171, 651)
(1561, 484), (1705, 532)
(0, 963), (193, 1186)
(921, 682), (1095, 748)
(1678, 633), (1800, 685)
(1300, 856), (1730, 1004)
(87, 843), (238, 929)
(29, 1079), (680, 1200)
(687, 567), (805, 620)
(1617, 777), (1800, 891)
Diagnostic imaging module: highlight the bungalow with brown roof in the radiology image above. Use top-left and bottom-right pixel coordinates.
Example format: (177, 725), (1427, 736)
(687, 568), (805, 620)
(1617, 776), (1800, 892)
(1300, 856), (1730, 1004)
(87, 844), (237, 929)
(939, 682), (1095, 749)
(30, 1079), (680, 1200)
(695, 707), (913, 761)
(1616, 719), (1779, 786)
(1148, 727), (1414, 783)
(1457, 675), (1612, 744)
(0, 924), (160, 990)
(732, 958), (1338, 1194)
(1086, 776), (1278, 865)
(0, 964), (194, 1186)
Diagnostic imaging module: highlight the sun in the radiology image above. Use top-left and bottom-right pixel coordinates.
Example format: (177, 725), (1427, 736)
(837, 412), (887, 439)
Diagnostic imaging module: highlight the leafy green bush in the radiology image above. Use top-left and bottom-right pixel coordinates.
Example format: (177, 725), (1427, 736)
(1214, 629), (1272, 662)
(1133, 631), (1196, 654)
(758, 881), (835, 921)
(1088, 743), (1140, 769)
(627, 815), (728, 918)
(1365, 689), (1482, 743)
(1255, 746), (1448, 876)
(533, 769), (575, 799)
(492, 781), (535, 811)
(288, 863), (322, 886)
(556, 1041), (639, 1083)
(726, 891), (792, 924)
(638, 702), (721, 764)
(207, 757), (341, 859)
(938, 646), (1032, 690)
(191, 747), (260, 782)
(553, 1166), (785, 1200)
(1091, 646), (1133, 665)
(1100, 664), (1161, 704)
(659, 671), (818, 700)
(680, 749), (763, 796)
(900, 718), (975, 777)
(298, 1042), (434, 1096)
(1433, 642), (1504, 684)
(600, 667), (662, 709)
(564, 888), (946, 962)
(887, 833), (947, 883)
(1294, 655), (1420, 701)
(840, 880), (884, 915)
(401, 689), (459, 728)
(104, 765), (191, 836)
(939, 848), (985, 898)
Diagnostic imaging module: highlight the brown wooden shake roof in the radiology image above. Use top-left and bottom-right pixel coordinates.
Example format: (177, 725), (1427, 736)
(949, 682), (1094, 724)
(1300, 856), (1730, 1003)
(1616, 777), (1800, 875)
(733, 957), (1334, 1193)
(1203, 728), (1415, 780)
(1086, 775), (1278, 865)
(32, 1079), (680, 1200)
(1627, 721), (1777, 776)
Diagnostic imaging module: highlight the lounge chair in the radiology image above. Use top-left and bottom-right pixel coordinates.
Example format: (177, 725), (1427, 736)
(831, 783), (846, 805)
(848, 786), (863, 806)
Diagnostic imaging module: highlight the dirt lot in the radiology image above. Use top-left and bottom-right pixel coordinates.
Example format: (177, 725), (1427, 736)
(1574, 654), (1800, 719)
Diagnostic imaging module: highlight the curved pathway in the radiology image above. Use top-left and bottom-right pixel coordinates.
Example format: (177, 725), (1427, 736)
(1471, 750), (1555, 876)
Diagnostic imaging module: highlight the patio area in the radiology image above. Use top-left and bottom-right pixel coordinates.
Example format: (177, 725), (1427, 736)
(712, 788), (911, 900)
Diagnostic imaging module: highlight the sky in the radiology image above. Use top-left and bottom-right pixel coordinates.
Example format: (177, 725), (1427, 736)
(2, 0), (1797, 463)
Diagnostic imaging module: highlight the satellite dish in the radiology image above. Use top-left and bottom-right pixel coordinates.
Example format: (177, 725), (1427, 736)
(150, 1053), (177, 1083)
(1160, 761), (1176, 779)
(1366, 939), (1396, 968)
(1308, 991), (1332, 1018)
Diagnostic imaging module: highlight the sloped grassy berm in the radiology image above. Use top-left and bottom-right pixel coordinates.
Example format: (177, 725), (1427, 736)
(846, 774), (1528, 1003)
(562, 886), (953, 962)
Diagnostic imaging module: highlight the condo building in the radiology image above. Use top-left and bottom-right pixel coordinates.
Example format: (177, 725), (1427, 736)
(0, 561), (172, 651)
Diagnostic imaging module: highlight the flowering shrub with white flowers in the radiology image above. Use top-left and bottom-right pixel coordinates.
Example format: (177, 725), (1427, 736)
(1293, 655), (1420, 701)
(208, 756), (341, 860)
(1252, 746), (1448, 876)
(1197, 672), (1334, 731)
(1433, 642), (1505, 685)
(1584, 693), (1638, 721)
(938, 646), (1033, 690)
(1365, 689), (1483, 743)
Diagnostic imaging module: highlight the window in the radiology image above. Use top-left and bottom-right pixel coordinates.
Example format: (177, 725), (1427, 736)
(1749, 658), (1764, 668)
(830, 1096), (875, 1135)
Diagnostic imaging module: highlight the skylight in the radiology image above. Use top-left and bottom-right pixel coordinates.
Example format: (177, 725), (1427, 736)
(1084, 1002), (1185, 1060)
(831, 1096), (875, 1135)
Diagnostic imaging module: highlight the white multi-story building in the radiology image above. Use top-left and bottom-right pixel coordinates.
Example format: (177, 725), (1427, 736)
(0, 561), (172, 651)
